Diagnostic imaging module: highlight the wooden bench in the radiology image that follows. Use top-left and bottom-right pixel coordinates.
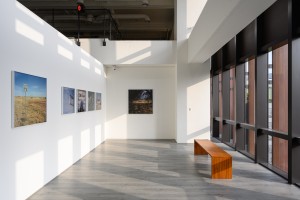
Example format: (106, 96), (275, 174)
(194, 139), (232, 179)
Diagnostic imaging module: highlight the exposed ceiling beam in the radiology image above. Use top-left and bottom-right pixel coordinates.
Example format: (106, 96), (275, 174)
(18, 0), (174, 40)
(18, 0), (174, 10)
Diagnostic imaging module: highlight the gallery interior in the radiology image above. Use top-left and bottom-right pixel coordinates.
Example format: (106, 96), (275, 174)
(1, 0), (300, 199)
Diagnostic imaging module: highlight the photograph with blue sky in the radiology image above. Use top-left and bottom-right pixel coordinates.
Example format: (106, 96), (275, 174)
(13, 71), (47, 127)
(14, 71), (47, 97)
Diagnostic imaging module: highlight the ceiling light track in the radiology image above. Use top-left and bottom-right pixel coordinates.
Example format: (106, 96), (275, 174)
(36, 8), (122, 40)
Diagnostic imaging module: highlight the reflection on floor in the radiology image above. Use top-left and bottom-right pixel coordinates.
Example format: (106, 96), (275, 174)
(28, 140), (300, 200)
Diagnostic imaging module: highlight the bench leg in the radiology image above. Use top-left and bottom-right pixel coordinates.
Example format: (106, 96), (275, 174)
(211, 157), (232, 179)
(194, 142), (208, 155)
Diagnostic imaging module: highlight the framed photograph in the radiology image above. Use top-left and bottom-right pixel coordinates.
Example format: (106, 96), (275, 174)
(95, 92), (102, 110)
(88, 91), (95, 111)
(128, 89), (153, 114)
(12, 71), (47, 127)
(77, 89), (86, 112)
(62, 87), (75, 114)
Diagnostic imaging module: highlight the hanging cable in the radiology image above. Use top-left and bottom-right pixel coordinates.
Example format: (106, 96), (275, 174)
(76, 9), (81, 46)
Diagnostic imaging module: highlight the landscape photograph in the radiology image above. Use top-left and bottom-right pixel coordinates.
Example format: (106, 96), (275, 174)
(88, 91), (95, 111)
(129, 89), (153, 114)
(13, 71), (47, 127)
(77, 89), (86, 112)
(62, 87), (75, 114)
(96, 92), (102, 110)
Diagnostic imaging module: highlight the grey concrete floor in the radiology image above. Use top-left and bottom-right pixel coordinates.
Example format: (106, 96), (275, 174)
(28, 140), (300, 200)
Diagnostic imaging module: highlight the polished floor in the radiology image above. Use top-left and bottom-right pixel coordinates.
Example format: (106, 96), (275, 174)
(28, 140), (300, 200)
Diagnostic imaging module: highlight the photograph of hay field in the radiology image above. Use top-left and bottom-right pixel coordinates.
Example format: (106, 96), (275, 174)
(88, 91), (95, 111)
(129, 90), (153, 114)
(96, 92), (101, 110)
(77, 89), (86, 112)
(13, 71), (47, 127)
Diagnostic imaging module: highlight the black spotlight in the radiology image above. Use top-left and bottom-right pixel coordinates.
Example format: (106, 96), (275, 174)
(75, 39), (81, 46)
(103, 38), (106, 46)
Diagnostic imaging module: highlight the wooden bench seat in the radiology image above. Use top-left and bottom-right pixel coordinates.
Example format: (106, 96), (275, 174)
(194, 139), (232, 179)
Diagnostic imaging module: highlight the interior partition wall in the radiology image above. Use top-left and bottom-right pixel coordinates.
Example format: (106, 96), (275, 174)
(210, 0), (300, 185)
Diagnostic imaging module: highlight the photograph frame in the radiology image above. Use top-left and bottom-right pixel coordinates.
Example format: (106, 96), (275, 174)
(128, 89), (153, 114)
(77, 89), (86, 113)
(12, 71), (47, 128)
(62, 87), (75, 115)
(88, 91), (95, 111)
(95, 92), (102, 110)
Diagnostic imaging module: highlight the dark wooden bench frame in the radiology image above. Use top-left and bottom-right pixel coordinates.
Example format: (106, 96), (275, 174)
(194, 139), (232, 179)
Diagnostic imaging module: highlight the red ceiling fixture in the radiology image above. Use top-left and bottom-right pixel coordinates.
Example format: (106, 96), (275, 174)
(76, 0), (85, 46)
(76, 0), (85, 13)
(77, 4), (82, 12)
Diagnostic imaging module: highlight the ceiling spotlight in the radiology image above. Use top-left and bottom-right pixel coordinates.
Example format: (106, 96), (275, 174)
(75, 39), (81, 46)
(113, 65), (117, 70)
(141, 0), (149, 7)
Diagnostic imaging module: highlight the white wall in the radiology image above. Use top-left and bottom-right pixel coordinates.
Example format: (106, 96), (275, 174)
(176, 0), (211, 143)
(106, 66), (176, 139)
(0, 1), (106, 200)
(186, 0), (207, 38)
(81, 39), (176, 65)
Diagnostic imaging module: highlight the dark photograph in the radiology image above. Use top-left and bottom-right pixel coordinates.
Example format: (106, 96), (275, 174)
(128, 90), (153, 114)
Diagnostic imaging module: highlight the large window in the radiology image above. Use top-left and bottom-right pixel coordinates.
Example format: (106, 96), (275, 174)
(272, 45), (289, 173)
(266, 45), (288, 173)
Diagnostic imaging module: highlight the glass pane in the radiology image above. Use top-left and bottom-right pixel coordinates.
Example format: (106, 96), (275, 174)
(245, 62), (249, 123)
(245, 59), (255, 125)
(245, 129), (255, 156)
(268, 51), (273, 129)
(244, 59), (255, 156)
(268, 135), (273, 165)
(229, 125), (234, 144)
(229, 68), (235, 145)
(219, 74), (223, 139)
